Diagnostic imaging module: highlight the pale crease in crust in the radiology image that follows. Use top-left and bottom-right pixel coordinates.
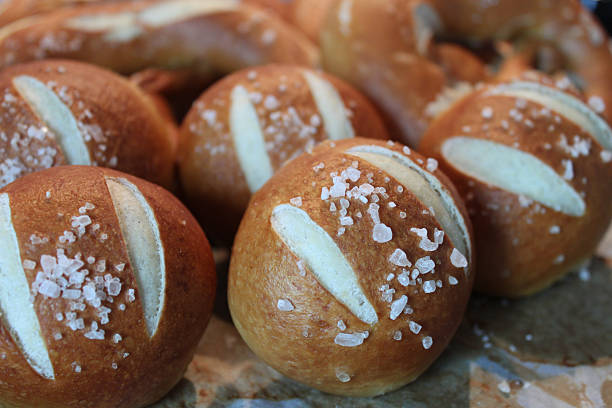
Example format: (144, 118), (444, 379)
(271, 204), (378, 325)
(12, 75), (91, 165)
(64, 0), (240, 42)
(230, 84), (274, 193)
(346, 145), (471, 259)
(105, 177), (165, 337)
(302, 70), (355, 141)
(441, 137), (586, 216)
(0, 193), (54, 379)
(487, 81), (612, 150)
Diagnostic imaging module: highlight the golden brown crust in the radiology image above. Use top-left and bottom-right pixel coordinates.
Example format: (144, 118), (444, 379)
(245, 0), (335, 43)
(0, 0), (320, 80)
(0, 166), (216, 408)
(0, 0), (118, 27)
(178, 64), (388, 244)
(419, 82), (612, 296)
(0, 59), (177, 189)
(228, 138), (474, 396)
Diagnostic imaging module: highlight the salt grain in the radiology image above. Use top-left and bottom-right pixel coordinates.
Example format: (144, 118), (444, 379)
(422, 336), (433, 349)
(423, 280), (436, 294)
(337, 320), (347, 331)
(277, 299), (294, 312)
(389, 249), (410, 267)
(448, 276), (458, 285)
(409, 321), (422, 334)
(372, 223), (392, 243)
(289, 197), (303, 207)
(334, 331), (368, 347)
(393, 330), (402, 341)
(390, 295), (408, 320)
(450, 248), (468, 268)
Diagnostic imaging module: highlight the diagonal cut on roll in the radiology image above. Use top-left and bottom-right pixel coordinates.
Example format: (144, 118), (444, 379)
(179, 64), (388, 244)
(420, 78), (612, 297)
(229, 138), (474, 396)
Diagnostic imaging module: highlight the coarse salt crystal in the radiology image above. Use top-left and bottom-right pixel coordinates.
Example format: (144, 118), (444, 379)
(426, 158), (438, 172)
(113, 333), (122, 343)
(553, 255), (565, 264)
(334, 331), (368, 347)
(336, 370), (351, 382)
(549, 225), (560, 234)
(23, 259), (36, 269)
(415, 256), (435, 274)
(402, 146), (411, 155)
(345, 167), (361, 182)
(498, 380), (511, 394)
(389, 249), (410, 267)
(386, 273), (395, 281)
(397, 270), (410, 286)
(127, 288), (135, 302)
(337, 320), (346, 331)
(450, 248), (468, 268)
(372, 223), (392, 243)
(448, 276), (458, 285)
(321, 187), (330, 200)
(481, 106), (493, 119)
(600, 150), (612, 163)
(409, 321), (422, 334)
(561, 159), (574, 180)
(390, 295), (408, 320)
(393, 330), (402, 341)
(339, 216), (353, 226)
(423, 280), (436, 294)
(289, 197), (302, 207)
(588, 95), (605, 113)
(422, 336), (433, 349)
(277, 299), (294, 311)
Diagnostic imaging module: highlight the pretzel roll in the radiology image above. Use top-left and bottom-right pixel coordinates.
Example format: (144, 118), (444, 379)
(0, 0), (319, 82)
(229, 138), (474, 396)
(320, 0), (488, 147)
(0, 166), (216, 407)
(0, 60), (176, 189)
(179, 65), (388, 244)
(420, 80), (612, 297)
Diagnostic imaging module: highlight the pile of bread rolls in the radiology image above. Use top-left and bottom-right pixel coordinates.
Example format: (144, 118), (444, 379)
(0, 0), (609, 406)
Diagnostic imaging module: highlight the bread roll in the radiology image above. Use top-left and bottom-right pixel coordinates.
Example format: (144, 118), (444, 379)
(179, 65), (388, 244)
(0, 59), (177, 189)
(0, 0), (319, 81)
(229, 138), (474, 396)
(0, 166), (216, 408)
(420, 79), (612, 296)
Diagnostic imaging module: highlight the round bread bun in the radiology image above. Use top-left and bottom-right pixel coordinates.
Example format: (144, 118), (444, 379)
(419, 78), (612, 296)
(0, 59), (177, 189)
(228, 138), (474, 396)
(0, 0), (319, 82)
(178, 64), (388, 244)
(0, 166), (216, 408)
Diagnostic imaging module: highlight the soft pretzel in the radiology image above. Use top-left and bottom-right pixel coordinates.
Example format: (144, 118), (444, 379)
(0, 166), (216, 408)
(0, 0), (319, 82)
(420, 78), (612, 296)
(321, 0), (612, 147)
(0, 59), (177, 189)
(229, 138), (474, 396)
(179, 64), (388, 243)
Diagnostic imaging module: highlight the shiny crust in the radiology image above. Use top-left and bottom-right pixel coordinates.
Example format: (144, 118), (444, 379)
(228, 138), (474, 396)
(245, 0), (335, 43)
(419, 82), (612, 296)
(178, 64), (388, 244)
(0, 0), (115, 27)
(0, 0), (319, 79)
(0, 59), (177, 189)
(0, 166), (216, 408)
